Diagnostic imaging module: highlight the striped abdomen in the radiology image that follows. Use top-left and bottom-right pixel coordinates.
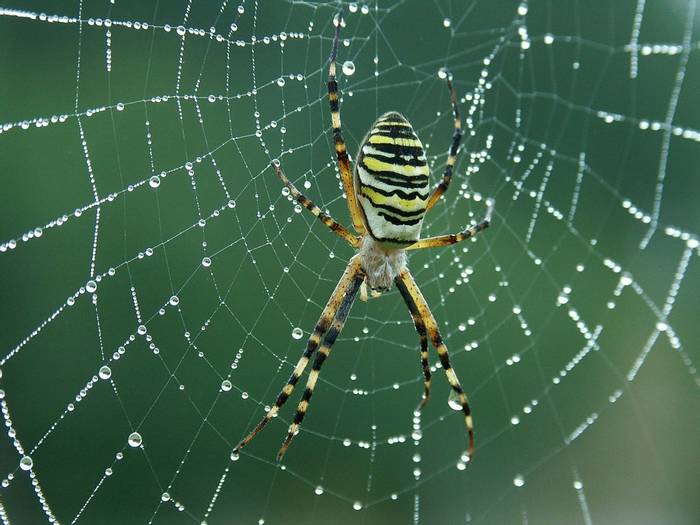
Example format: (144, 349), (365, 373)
(355, 112), (429, 246)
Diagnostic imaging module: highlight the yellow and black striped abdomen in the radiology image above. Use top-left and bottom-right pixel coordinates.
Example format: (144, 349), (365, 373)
(355, 112), (429, 246)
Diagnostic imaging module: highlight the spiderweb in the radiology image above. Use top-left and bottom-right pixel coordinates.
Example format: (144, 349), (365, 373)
(1, 0), (699, 523)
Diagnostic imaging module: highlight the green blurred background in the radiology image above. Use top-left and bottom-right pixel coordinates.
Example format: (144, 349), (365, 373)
(1, 1), (699, 524)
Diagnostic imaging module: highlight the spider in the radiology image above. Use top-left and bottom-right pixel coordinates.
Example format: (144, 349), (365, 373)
(233, 14), (492, 462)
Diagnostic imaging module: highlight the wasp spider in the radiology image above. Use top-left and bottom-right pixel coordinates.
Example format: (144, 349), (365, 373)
(233, 15), (492, 462)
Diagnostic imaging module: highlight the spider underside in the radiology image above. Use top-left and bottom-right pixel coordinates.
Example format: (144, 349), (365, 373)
(233, 15), (493, 462)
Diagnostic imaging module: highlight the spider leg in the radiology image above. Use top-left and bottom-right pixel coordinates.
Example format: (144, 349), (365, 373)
(233, 256), (363, 456)
(272, 160), (359, 248)
(277, 264), (365, 461)
(328, 14), (366, 235)
(395, 278), (432, 410)
(408, 200), (492, 251)
(407, 219), (491, 251)
(425, 74), (462, 212)
(395, 269), (475, 459)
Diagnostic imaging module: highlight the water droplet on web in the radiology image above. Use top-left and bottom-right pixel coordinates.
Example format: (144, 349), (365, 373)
(169, 295), (179, 306)
(314, 485), (324, 495)
(342, 60), (355, 76)
(128, 432), (142, 447)
(277, 77), (286, 87)
(448, 390), (462, 410)
(294, 204), (302, 214)
(19, 456), (33, 471)
(86, 280), (97, 293)
(352, 501), (363, 511)
(333, 13), (345, 28)
(513, 475), (525, 487)
(202, 257), (212, 267)
(518, 3), (528, 16)
(443, 18), (451, 28)
(161, 492), (171, 502)
(291, 327), (303, 340)
(230, 451), (240, 461)
(149, 175), (161, 188)
(221, 380), (232, 392)
(99, 366), (112, 380)
(349, 3), (358, 13)
(438, 67), (448, 79)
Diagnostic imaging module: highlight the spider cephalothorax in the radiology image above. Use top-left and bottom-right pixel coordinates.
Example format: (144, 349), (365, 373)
(233, 14), (492, 462)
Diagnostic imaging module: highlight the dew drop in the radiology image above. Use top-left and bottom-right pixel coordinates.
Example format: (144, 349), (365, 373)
(161, 492), (171, 502)
(221, 380), (232, 392)
(352, 501), (363, 511)
(342, 60), (356, 76)
(291, 327), (304, 340)
(169, 295), (180, 306)
(149, 175), (161, 188)
(448, 390), (462, 411)
(202, 257), (212, 267)
(513, 475), (525, 487)
(230, 451), (240, 461)
(443, 18), (451, 28)
(19, 456), (33, 471)
(99, 365), (112, 380)
(128, 432), (142, 447)
(277, 77), (286, 87)
(314, 485), (324, 495)
(86, 280), (97, 293)
(438, 67), (448, 80)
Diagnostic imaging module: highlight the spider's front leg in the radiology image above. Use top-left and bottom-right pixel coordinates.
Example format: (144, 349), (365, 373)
(277, 262), (365, 460)
(395, 279), (432, 410)
(233, 256), (363, 457)
(395, 269), (475, 459)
